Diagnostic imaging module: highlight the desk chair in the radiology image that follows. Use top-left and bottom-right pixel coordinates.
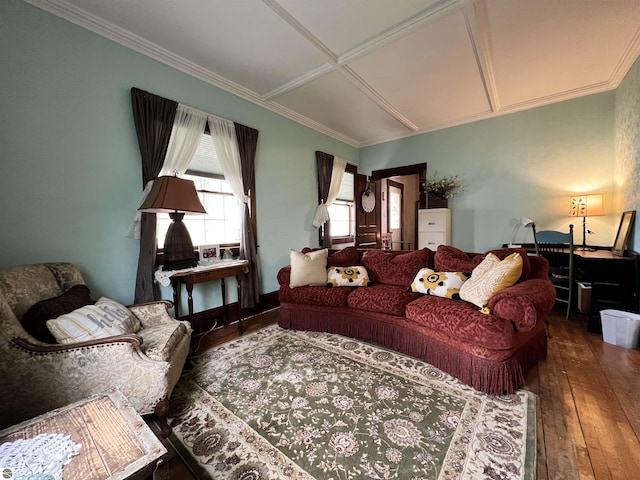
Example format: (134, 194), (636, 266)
(534, 224), (575, 319)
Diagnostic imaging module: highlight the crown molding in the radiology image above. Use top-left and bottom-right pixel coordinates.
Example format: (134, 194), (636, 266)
(24, 0), (362, 147)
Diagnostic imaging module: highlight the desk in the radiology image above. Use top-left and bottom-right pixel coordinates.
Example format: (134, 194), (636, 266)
(0, 391), (166, 480)
(168, 260), (249, 335)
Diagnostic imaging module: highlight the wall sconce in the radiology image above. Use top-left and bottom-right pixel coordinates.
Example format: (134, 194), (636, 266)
(568, 194), (604, 250)
(139, 175), (207, 270)
(509, 217), (535, 247)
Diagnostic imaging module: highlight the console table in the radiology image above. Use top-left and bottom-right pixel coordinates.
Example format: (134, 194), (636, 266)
(0, 390), (166, 480)
(167, 260), (249, 336)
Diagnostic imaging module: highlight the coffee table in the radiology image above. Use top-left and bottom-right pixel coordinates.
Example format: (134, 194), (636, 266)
(0, 390), (166, 480)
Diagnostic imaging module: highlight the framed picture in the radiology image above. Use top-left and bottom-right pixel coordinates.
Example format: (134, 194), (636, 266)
(612, 211), (636, 257)
(198, 244), (220, 263)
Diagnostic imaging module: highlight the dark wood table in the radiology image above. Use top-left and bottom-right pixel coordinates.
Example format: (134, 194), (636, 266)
(0, 391), (166, 480)
(169, 260), (249, 337)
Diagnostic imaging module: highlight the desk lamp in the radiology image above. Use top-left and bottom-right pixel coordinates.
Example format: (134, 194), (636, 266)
(568, 194), (604, 250)
(139, 175), (206, 270)
(509, 217), (535, 247)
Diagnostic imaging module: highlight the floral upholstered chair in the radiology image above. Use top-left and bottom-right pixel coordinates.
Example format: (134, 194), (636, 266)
(0, 262), (192, 436)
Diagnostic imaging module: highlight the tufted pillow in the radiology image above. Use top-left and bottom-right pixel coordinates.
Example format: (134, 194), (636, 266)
(46, 297), (141, 344)
(362, 248), (434, 286)
(410, 268), (469, 299)
(459, 253), (523, 308)
(327, 266), (372, 287)
(289, 249), (328, 288)
(21, 284), (93, 343)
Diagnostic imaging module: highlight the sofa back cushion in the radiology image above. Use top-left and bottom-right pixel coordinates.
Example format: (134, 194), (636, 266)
(302, 246), (360, 267)
(435, 245), (531, 282)
(21, 284), (93, 343)
(361, 248), (434, 286)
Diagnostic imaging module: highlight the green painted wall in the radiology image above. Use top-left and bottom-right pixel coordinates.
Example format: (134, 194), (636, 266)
(0, 0), (357, 308)
(360, 93), (617, 252)
(615, 56), (640, 252)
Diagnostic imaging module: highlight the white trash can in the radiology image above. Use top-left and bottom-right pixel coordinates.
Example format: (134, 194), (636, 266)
(600, 309), (640, 349)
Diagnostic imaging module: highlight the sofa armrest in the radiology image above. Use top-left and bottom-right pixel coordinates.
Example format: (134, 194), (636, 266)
(488, 278), (556, 331)
(12, 334), (143, 352)
(277, 265), (292, 286)
(128, 300), (179, 329)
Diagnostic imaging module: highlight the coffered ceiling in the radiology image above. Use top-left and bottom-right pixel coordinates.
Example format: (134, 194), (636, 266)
(26, 0), (640, 147)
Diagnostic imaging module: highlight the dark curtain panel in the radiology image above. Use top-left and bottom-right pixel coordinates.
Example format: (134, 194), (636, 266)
(131, 88), (178, 303)
(234, 123), (260, 309)
(315, 151), (334, 248)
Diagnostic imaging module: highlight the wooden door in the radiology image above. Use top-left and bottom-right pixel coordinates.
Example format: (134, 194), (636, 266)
(355, 174), (381, 248)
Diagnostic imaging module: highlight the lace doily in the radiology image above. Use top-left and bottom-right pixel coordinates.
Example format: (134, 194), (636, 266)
(0, 433), (82, 479)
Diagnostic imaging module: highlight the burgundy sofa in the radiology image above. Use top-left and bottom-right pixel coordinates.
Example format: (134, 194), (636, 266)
(277, 245), (556, 394)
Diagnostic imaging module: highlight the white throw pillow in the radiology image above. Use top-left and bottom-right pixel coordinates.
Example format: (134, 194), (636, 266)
(289, 249), (328, 288)
(47, 297), (140, 344)
(459, 253), (523, 308)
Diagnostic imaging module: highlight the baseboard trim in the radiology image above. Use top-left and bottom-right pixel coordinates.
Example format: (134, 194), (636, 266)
(181, 291), (279, 334)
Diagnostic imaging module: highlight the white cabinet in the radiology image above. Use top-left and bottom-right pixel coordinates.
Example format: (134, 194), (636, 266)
(418, 208), (451, 249)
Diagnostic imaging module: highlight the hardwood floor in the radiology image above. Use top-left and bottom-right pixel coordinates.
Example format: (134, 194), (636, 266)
(149, 308), (640, 479)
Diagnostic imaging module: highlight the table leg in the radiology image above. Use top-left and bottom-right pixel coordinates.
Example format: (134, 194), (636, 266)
(171, 279), (181, 319)
(186, 281), (194, 325)
(236, 272), (244, 335)
(221, 277), (227, 327)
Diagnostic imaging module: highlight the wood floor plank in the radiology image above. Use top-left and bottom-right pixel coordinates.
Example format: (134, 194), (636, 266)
(555, 315), (640, 480)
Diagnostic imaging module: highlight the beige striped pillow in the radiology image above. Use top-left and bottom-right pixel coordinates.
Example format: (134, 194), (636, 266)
(46, 297), (140, 344)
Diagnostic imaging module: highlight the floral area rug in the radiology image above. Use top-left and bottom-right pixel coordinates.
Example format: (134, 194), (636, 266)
(167, 325), (536, 479)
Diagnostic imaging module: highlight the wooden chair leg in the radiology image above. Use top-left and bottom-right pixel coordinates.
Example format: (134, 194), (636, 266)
(154, 399), (172, 438)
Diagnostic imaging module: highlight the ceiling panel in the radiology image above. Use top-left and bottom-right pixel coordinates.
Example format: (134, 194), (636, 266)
(276, 0), (441, 56)
(273, 71), (410, 143)
(63, 0), (329, 94)
(349, 9), (491, 129)
(483, 0), (640, 107)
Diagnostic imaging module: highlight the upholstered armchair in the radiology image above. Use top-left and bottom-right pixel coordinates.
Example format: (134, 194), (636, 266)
(0, 263), (191, 436)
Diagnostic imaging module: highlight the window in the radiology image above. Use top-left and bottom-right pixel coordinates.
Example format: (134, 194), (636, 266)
(156, 131), (250, 248)
(327, 167), (356, 240)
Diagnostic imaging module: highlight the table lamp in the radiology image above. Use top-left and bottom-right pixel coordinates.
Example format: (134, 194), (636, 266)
(568, 194), (604, 250)
(139, 175), (207, 270)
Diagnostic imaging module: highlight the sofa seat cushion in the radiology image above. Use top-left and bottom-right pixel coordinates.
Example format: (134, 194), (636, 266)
(138, 321), (190, 362)
(405, 295), (515, 350)
(361, 248), (434, 286)
(348, 284), (420, 316)
(279, 285), (353, 307)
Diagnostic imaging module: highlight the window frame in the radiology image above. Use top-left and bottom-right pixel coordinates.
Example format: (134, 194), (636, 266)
(155, 130), (257, 260)
(328, 163), (357, 245)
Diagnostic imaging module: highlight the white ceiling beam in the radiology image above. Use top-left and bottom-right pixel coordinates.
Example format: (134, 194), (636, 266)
(462, 0), (499, 112)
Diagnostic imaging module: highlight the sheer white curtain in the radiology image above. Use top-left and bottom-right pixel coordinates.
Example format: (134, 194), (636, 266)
(312, 156), (347, 228)
(127, 105), (207, 238)
(207, 116), (246, 203)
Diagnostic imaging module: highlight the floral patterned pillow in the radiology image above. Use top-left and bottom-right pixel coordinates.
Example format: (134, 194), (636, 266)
(410, 268), (468, 299)
(327, 266), (372, 287)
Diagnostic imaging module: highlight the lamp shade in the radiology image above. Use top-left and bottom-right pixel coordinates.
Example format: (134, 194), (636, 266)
(138, 176), (206, 214)
(568, 194), (604, 217)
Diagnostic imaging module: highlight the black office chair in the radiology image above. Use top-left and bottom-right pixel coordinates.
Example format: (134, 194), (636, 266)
(534, 224), (575, 319)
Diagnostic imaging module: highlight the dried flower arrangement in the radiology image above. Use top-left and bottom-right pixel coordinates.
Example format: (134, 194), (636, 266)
(424, 172), (467, 199)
